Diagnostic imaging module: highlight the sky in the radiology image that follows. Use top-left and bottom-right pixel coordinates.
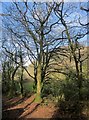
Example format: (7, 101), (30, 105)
(0, 2), (2, 68)
(0, 1), (88, 67)
(1, 2), (88, 43)
(0, 0), (88, 2)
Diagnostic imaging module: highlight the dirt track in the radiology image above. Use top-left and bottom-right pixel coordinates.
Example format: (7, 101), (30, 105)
(2, 95), (88, 119)
(2, 95), (59, 119)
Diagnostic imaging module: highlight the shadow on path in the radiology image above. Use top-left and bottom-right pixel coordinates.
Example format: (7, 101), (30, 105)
(23, 103), (40, 118)
(2, 108), (24, 120)
(2, 95), (35, 119)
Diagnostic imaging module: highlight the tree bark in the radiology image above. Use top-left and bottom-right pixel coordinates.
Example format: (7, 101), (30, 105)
(20, 68), (24, 97)
(35, 63), (42, 102)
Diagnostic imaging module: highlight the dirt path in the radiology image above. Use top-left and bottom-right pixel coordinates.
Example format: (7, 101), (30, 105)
(2, 95), (89, 119)
(2, 95), (58, 119)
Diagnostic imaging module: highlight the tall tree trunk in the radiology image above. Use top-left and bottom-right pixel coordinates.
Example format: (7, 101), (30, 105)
(79, 61), (83, 100)
(9, 70), (15, 97)
(35, 63), (42, 102)
(35, 23), (44, 102)
(79, 48), (83, 100)
(11, 66), (19, 96)
(19, 49), (24, 97)
(33, 62), (37, 92)
(87, 47), (89, 76)
(20, 67), (24, 97)
(74, 55), (82, 101)
(64, 23), (82, 101)
(9, 71), (16, 97)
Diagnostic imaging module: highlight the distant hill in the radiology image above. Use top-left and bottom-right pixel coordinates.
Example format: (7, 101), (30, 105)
(14, 46), (88, 82)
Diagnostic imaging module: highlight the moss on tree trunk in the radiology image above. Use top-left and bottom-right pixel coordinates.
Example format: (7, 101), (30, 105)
(34, 64), (42, 103)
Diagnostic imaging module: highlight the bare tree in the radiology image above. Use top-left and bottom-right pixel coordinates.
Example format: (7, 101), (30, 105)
(80, 3), (89, 76)
(2, 2), (65, 101)
(54, 2), (88, 100)
(2, 1), (87, 102)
